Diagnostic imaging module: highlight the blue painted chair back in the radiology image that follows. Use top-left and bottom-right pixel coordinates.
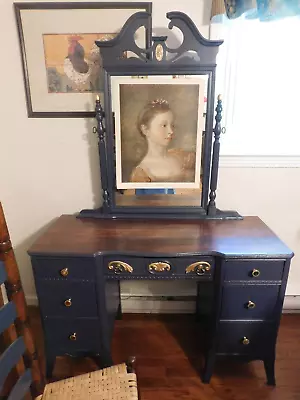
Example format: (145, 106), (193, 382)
(0, 260), (32, 399)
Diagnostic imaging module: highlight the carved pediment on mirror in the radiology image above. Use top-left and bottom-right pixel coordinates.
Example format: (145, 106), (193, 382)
(78, 11), (242, 220)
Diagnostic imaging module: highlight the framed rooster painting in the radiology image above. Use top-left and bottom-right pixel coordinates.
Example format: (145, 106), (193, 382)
(14, 2), (152, 118)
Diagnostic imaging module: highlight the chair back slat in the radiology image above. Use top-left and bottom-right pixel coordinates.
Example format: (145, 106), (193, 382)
(0, 260), (7, 284)
(0, 301), (17, 335)
(0, 337), (26, 392)
(7, 369), (32, 400)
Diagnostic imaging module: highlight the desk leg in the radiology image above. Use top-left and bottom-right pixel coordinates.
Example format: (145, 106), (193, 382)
(116, 281), (122, 320)
(196, 282), (213, 322)
(98, 278), (120, 367)
(45, 353), (56, 379)
(264, 357), (276, 386)
(202, 350), (216, 383)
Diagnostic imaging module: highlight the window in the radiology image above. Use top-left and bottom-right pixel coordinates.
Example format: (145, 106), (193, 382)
(212, 16), (300, 156)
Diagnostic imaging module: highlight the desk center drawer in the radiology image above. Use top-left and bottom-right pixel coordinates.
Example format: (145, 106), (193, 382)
(104, 256), (214, 279)
(36, 281), (97, 317)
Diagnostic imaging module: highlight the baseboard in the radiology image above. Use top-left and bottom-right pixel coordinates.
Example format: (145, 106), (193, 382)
(282, 295), (300, 313)
(26, 295), (38, 306)
(25, 294), (300, 313)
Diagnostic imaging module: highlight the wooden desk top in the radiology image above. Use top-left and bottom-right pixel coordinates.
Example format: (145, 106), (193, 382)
(28, 215), (293, 259)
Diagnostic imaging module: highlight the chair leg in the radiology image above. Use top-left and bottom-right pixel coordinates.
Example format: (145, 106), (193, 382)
(126, 356), (136, 373)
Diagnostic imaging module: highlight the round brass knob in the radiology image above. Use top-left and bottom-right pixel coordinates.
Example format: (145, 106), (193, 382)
(242, 336), (250, 345)
(60, 268), (69, 277)
(246, 300), (256, 309)
(64, 298), (72, 307)
(251, 269), (260, 278)
(69, 333), (77, 341)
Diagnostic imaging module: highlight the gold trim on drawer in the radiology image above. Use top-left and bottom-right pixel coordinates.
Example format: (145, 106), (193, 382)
(108, 261), (133, 274)
(60, 268), (69, 277)
(186, 261), (211, 275)
(148, 262), (171, 274)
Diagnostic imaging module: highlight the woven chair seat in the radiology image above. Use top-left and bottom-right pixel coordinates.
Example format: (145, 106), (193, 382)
(36, 363), (138, 400)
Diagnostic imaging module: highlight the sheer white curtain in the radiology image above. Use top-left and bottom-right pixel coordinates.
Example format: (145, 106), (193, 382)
(211, 16), (300, 156)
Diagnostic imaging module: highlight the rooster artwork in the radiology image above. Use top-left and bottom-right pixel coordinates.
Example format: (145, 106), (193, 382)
(43, 33), (115, 93)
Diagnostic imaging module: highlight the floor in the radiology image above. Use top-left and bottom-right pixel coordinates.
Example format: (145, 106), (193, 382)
(28, 307), (300, 400)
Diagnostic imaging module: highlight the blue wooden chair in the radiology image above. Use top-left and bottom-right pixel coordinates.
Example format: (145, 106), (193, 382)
(0, 260), (33, 399)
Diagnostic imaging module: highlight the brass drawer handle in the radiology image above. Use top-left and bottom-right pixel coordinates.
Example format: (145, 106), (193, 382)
(242, 336), (250, 345)
(108, 261), (133, 274)
(148, 262), (171, 274)
(60, 268), (69, 277)
(64, 298), (72, 307)
(251, 269), (260, 278)
(246, 300), (256, 309)
(186, 261), (211, 275)
(69, 333), (77, 341)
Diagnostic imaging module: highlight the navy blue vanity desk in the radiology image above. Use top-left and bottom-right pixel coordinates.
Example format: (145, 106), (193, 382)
(28, 215), (293, 384)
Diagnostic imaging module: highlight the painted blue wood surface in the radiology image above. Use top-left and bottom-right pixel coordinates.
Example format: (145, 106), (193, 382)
(7, 369), (32, 400)
(0, 302), (17, 335)
(0, 260), (7, 285)
(0, 337), (26, 392)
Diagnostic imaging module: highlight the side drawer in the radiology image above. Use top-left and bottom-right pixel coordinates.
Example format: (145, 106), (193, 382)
(221, 285), (280, 320)
(36, 281), (98, 318)
(43, 317), (102, 353)
(217, 321), (275, 356)
(32, 256), (95, 280)
(224, 259), (284, 282)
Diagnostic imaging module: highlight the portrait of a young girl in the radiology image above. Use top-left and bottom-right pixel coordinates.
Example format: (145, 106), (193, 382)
(130, 99), (196, 185)
(112, 77), (205, 191)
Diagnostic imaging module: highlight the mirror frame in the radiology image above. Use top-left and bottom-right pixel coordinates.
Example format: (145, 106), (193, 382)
(79, 11), (242, 220)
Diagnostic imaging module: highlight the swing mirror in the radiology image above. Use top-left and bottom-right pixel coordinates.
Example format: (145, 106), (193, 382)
(78, 10), (241, 219)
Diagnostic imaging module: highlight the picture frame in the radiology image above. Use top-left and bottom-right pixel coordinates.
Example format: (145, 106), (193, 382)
(111, 74), (207, 190)
(14, 2), (152, 118)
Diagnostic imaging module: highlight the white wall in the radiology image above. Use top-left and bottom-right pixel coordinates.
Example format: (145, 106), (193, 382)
(1, 0), (299, 307)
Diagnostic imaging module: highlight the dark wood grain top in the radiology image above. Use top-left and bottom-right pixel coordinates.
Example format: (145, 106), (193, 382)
(27, 215), (293, 259)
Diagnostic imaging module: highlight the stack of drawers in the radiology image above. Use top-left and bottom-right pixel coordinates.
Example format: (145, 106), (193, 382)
(213, 258), (288, 385)
(32, 256), (101, 376)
